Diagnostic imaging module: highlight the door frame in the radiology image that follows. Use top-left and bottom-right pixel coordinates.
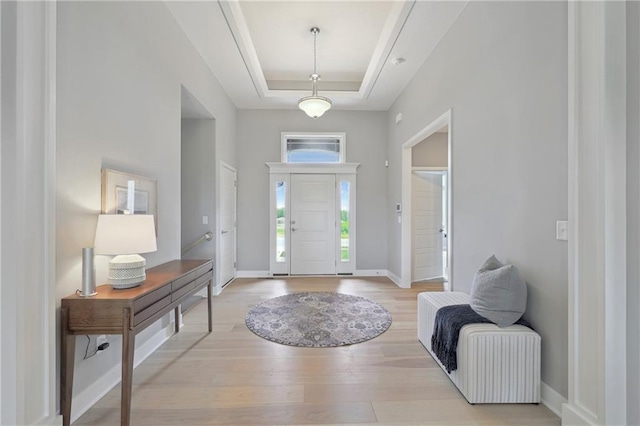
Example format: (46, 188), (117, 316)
(217, 161), (237, 291)
(267, 162), (359, 276)
(401, 109), (453, 290)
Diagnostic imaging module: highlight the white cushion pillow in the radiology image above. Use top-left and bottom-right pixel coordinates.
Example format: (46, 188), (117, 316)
(469, 255), (527, 327)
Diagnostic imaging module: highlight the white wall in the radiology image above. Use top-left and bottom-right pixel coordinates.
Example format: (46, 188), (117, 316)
(181, 118), (216, 260)
(387, 2), (568, 397)
(56, 1), (236, 417)
(412, 132), (448, 168)
(236, 109), (388, 272)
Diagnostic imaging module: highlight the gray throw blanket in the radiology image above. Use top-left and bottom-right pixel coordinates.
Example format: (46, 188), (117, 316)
(431, 304), (532, 373)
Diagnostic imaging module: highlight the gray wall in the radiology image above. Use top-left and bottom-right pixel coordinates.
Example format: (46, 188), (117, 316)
(236, 109), (388, 271)
(412, 132), (448, 167)
(56, 1), (236, 402)
(627, 2), (640, 423)
(181, 118), (216, 260)
(387, 2), (568, 396)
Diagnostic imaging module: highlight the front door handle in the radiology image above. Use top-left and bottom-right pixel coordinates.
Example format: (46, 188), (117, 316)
(291, 227), (298, 232)
(221, 230), (229, 234)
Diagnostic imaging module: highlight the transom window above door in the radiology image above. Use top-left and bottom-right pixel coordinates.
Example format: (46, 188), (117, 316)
(282, 132), (346, 163)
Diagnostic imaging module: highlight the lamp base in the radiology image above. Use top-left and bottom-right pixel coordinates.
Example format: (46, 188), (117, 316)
(108, 254), (147, 289)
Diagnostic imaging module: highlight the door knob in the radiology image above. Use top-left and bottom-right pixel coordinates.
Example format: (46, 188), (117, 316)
(221, 230), (229, 234)
(291, 227), (298, 232)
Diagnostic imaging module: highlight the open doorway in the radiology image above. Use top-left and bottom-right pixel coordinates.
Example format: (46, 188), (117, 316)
(180, 86), (215, 312)
(401, 110), (452, 290)
(412, 169), (448, 283)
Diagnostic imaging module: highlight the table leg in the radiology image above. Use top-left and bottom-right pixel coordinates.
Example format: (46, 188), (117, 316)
(121, 308), (135, 426)
(207, 279), (213, 332)
(174, 306), (180, 333)
(60, 308), (75, 426)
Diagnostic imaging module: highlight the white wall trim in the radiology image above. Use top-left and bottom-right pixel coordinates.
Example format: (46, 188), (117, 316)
(43, 1), (57, 423)
(266, 162), (360, 174)
(0, 2), (4, 422)
(236, 270), (403, 284)
(236, 270), (271, 278)
(353, 269), (387, 277)
(386, 269), (403, 288)
(68, 322), (175, 424)
(565, 2), (628, 424)
(401, 109), (452, 289)
(411, 166), (447, 172)
(541, 381), (568, 418)
(562, 403), (596, 426)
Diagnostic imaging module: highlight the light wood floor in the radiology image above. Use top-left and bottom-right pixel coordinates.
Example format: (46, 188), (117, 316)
(76, 277), (560, 425)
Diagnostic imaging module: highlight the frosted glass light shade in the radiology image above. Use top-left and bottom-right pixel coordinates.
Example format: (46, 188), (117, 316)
(94, 214), (157, 255)
(298, 96), (332, 119)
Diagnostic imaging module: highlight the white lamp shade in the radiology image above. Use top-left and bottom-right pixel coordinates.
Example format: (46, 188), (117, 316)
(298, 96), (332, 119)
(94, 214), (157, 255)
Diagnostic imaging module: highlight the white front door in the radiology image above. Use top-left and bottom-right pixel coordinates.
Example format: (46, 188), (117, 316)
(412, 172), (444, 281)
(220, 163), (236, 286)
(290, 174), (336, 275)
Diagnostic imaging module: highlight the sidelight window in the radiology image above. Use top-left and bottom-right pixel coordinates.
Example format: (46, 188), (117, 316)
(275, 181), (286, 263)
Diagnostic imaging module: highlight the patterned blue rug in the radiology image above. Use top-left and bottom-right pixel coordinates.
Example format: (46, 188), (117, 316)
(245, 292), (392, 347)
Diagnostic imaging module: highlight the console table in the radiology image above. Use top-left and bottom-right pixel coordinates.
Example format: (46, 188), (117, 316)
(60, 259), (214, 426)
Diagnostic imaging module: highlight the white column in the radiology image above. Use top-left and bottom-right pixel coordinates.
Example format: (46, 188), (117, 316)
(0, 1), (57, 424)
(564, 2), (627, 425)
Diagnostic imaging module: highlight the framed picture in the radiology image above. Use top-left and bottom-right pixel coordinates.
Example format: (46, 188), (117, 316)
(101, 168), (158, 233)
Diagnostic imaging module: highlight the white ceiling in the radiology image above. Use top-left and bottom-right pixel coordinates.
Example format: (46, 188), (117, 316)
(166, 1), (468, 111)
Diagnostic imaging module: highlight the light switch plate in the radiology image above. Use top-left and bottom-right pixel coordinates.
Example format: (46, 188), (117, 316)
(556, 220), (568, 241)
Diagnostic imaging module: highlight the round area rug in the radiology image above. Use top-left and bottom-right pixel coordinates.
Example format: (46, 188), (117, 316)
(245, 292), (392, 347)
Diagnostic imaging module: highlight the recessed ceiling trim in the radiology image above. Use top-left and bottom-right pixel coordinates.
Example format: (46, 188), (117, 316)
(221, 0), (415, 101)
(359, 0), (415, 99)
(218, 0), (269, 97)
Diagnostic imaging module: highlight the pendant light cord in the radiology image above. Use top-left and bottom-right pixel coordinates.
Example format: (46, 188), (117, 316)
(313, 28), (318, 75)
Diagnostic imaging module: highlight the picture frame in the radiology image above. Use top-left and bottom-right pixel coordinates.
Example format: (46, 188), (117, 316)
(101, 168), (158, 234)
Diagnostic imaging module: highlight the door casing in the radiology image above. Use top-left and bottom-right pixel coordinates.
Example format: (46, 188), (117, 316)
(401, 110), (453, 290)
(267, 162), (358, 276)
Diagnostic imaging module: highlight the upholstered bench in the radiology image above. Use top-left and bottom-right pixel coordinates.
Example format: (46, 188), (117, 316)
(418, 291), (541, 404)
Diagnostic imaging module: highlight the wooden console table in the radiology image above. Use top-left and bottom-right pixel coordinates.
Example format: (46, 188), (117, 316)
(61, 259), (213, 426)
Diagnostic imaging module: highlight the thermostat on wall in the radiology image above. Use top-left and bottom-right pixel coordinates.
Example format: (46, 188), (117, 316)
(395, 203), (402, 213)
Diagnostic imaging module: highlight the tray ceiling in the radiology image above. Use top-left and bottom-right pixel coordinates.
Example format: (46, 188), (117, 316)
(166, 0), (468, 111)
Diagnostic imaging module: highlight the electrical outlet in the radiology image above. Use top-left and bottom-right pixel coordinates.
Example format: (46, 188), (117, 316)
(96, 335), (108, 353)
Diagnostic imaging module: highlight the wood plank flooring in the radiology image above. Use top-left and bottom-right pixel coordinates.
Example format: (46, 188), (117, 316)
(75, 277), (559, 425)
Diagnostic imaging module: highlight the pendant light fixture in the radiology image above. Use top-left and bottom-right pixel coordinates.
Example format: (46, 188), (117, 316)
(298, 27), (332, 119)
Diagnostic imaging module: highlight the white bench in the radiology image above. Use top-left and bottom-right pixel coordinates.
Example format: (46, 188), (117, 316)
(418, 291), (541, 404)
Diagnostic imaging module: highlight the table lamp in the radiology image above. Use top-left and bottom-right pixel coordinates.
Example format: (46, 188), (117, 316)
(94, 214), (157, 289)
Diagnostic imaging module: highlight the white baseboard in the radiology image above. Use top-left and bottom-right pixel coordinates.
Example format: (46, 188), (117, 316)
(70, 322), (175, 423)
(540, 381), (567, 418)
(35, 413), (59, 425)
(562, 402), (597, 425)
(386, 270), (404, 288)
(236, 270), (270, 278)
(353, 269), (387, 277)
(238, 270), (403, 284)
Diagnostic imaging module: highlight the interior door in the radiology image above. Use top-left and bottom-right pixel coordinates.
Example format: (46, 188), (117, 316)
(290, 174), (336, 274)
(220, 163), (236, 286)
(412, 172), (444, 281)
